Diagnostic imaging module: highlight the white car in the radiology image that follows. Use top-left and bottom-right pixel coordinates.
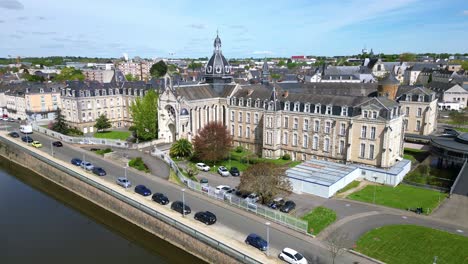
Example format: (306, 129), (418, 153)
(246, 193), (260, 203)
(217, 166), (230, 177)
(214, 185), (231, 195)
(80, 161), (94, 171)
(196, 162), (210, 172)
(278, 248), (308, 264)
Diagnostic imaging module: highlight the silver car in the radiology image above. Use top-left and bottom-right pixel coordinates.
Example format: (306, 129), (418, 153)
(116, 177), (131, 188)
(80, 161), (94, 170)
(217, 166), (230, 177)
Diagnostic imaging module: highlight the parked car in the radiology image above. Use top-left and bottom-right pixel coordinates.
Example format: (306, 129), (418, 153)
(71, 158), (82, 166)
(134, 185), (152, 196)
(217, 166), (230, 177)
(215, 185), (231, 195)
(31, 141), (42, 148)
(21, 136), (33, 143)
(246, 193), (260, 203)
(223, 188), (237, 200)
(116, 177), (131, 188)
(229, 167), (240, 176)
(152, 193), (169, 205)
(80, 161), (94, 170)
(196, 162), (210, 172)
(280, 201), (296, 213)
(235, 189), (250, 199)
(92, 167), (107, 176)
(52, 141), (63, 147)
(245, 233), (268, 251)
(8, 131), (19, 138)
(7, 117), (15, 122)
(194, 211), (217, 225)
(171, 201), (191, 215)
(268, 197), (285, 210)
(278, 248), (308, 264)
(200, 178), (209, 184)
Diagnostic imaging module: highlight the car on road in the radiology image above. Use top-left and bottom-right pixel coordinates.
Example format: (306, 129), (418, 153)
(229, 167), (240, 176)
(152, 193), (169, 205)
(52, 141), (63, 147)
(268, 197), (285, 210)
(196, 162), (210, 172)
(215, 185), (231, 195)
(245, 233), (268, 251)
(8, 131), (19, 138)
(71, 158), (82, 166)
(194, 211), (217, 225)
(171, 201), (191, 215)
(21, 136), (33, 143)
(246, 193), (260, 203)
(31, 141), (42, 148)
(280, 201), (296, 213)
(134, 185), (152, 196)
(217, 166), (230, 177)
(116, 177), (131, 188)
(80, 161), (94, 171)
(278, 248), (308, 264)
(92, 167), (107, 176)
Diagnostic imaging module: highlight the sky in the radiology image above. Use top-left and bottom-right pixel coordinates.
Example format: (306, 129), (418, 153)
(0, 0), (467, 59)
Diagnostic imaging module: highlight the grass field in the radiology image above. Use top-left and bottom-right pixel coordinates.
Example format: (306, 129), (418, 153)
(356, 225), (468, 264)
(403, 148), (429, 164)
(337, 180), (361, 193)
(301, 206), (337, 235)
(94, 131), (131, 140)
(405, 165), (458, 188)
(348, 184), (446, 214)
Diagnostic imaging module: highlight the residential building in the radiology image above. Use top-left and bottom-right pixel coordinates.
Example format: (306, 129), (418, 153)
(117, 60), (155, 81)
(82, 69), (115, 83)
(427, 82), (468, 109)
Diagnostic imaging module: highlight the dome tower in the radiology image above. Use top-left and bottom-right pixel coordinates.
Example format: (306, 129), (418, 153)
(204, 32), (233, 83)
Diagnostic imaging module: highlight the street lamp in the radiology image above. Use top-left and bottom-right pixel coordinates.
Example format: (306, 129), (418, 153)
(51, 141), (54, 156)
(124, 164), (129, 189)
(265, 222), (271, 256)
(372, 176), (378, 204)
(182, 188), (186, 217)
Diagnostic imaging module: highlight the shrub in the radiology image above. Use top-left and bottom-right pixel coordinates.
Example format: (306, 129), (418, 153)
(67, 128), (84, 136)
(282, 153), (291, 160)
(235, 146), (244, 153)
(95, 148), (112, 156)
(129, 157), (150, 173)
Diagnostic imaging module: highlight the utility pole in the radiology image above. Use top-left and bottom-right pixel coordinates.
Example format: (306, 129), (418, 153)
(372, 176), (378, 204)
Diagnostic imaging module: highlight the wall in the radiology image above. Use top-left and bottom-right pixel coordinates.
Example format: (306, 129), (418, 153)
(360, 159), (411, 186)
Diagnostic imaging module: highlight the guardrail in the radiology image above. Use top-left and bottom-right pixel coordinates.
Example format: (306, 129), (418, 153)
(1, 138), (262, 264)
(151, 148), (309, 234)
(450, 160), (468, 195)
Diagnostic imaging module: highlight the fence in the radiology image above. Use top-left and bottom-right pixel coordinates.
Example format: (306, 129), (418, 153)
(1, 137), (261, 264)
(151, 148), (309, 234)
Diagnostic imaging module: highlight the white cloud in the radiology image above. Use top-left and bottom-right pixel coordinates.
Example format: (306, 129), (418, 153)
(0, 0), (24, 10)
(463, 10), (468, 15)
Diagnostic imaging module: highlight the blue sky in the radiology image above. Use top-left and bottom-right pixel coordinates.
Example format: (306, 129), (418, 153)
(0, 0), (467, 58)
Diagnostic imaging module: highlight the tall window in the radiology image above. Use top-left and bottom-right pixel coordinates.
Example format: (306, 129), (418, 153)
(293, 134), (298, 146)
(246, 113), (251, 123)
(312, 136), (318, 150)
(324, 138), (330, 152)
(341, 106), (348, 116)
(326, 105), (332, 115)
(303, 135), (308, 148)
(325, 121), (331, 134)
(315, 104), (321, 114)
(372, 111), (377, 119)
(370, 127), (376, 139)
(416, 120), (421, 131)
(340, 123), (346, 136)
(238, 112), (243, 122)
(254, 113), (259, 124)
(369, 144), (375, 159)
(283, 132), (288, 145)
(231, 125), (234, 136)
(238, 125), (242, 137)
(267, 132), (272, 144)
(314, 120), (320, 132)
(267, 117), (272, 128)
(361, 125), (367, 138)
(417, 107), (422, 117)
(406, 107), (410, 116)
(304, 119), (309, 131)
(230, 111), (234, 121)
(304, 104), (310, 113)
(339, 140), (345, 154)
(284, 117), (289, 128)
(246, 126), (250, 138)
(360, 143), (366, 158)
(363, 110), (368, 118)
(293, 118), (298, 129)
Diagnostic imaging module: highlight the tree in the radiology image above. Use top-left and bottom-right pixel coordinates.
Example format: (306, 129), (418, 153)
(277, 60), (286, 67)
(449, 110), (467, 127)
(94, 114), (111, 132)
(129, 90), (158, 141)
(125, 73), (138, 81)
(192, 122), (232, 164)
(244, 65), (250, 70)
(325, 230), (350, 264)
(238, 162), (292, 204)
(24, 72), (45, 82)
(150, 60), (167, 78)
(399, 53), (416, 62)
(170, 138), (193, 158)
(287, 62), (298, 70)
(188, 60), (202, 72)
(51, 108), (69, 134)
(185, 163), (199, 179)
(461, 61), (468, 71)
(55, 67), (85, 81)
(271, 73), (281, 81)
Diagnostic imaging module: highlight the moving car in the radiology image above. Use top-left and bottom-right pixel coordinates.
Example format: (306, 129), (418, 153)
(278, 248), (308, 264)
(80, 161), (94, 171)
(229, 167), (240, 176)
(268, 197), (285, 210)
(152, 193), (169, 205)
(21, 136), (33, 143)
(71, 158), (82, 166)
(92, 167), (107, 176)
(245, 233), (268, 251)
(217, 166), (230, 177)
(215, 185), (231, 195)
(116, 177), (131, 188)
(280, 201), (296, 213)
(196, 162), (210, 172)
(194, 211), (217, 225)
(171, 201), (191, 215)
(31, 141), (42, 148)
(8, 131), (19, 138)
(52, 141), (63, 147)
(134, 185), (152, 196)
(19, 125), (33, 134)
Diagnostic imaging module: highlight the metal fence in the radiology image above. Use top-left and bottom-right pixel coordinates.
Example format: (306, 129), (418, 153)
(151, 148), (309, 234)
(2, 138), (261, 264)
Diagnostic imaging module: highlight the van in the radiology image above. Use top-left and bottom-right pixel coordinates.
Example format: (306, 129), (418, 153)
(20, 125), (33, 134)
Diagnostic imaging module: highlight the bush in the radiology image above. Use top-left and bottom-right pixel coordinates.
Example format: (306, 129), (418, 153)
(235, 146), (244, 153)
(129, 157), (150, 173)
(95, 148), (112, 156)
(67, 128), (84, 136)
(282, 153), (291, 160)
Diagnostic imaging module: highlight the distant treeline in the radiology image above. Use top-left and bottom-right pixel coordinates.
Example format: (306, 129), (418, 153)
(0, 56), (117, 66)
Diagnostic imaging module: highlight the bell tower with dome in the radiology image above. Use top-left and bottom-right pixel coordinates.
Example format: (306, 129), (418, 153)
(204, 32), (233, 84)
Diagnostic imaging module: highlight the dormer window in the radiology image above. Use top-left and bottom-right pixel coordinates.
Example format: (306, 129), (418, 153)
(86, 90), (90, 97)
(79, 91), (84, 97)
(263, 99), (268, 109)
(51, 88), (56, 92)
(284, 101), (290, 111)
(372, 111), (378, 119)
(255, 99), (260, 108)
(326, 105), (332, 115)
(115, 88), (119, 95)
(363, 110), (368, 118)
(268, 102), (274, 111)
(230, 97), (236, 105)
(109, 89), (113, 95)
(304, 103), (310, 113)
(418, 95), (424, 102)
(406, 94), (411, 101)
(341, 106), (348, 116)
(247, 98), (252, 107)
(102, 89), (106, 96)
(239, 98), (244, 107)
(315, 104), (321, 114)
(293, 102), (300, 112)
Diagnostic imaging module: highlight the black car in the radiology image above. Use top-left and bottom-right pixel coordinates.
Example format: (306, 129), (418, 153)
(92, 167), (107, 176)
(245, 233), (268, 251)
(194, 211), (217, 225)
(21, 136), (33, 143)
(134, 185), (152, 196)
(8, 132), (19, 138)
(52, 141), (63, 147)
(280, 201), (296, 213)
(152, 193), (169, 205)
(229, 167), (240, 176)
(71, 158), (82, 166)
(171, 201), (191, 215)
(235, 189), (250, 199)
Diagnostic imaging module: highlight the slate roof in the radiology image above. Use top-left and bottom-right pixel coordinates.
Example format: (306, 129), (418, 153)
(0, 82), (63, 95)
(426, 81), (460, 92)
(276, 82), (378, 97)
(378, 73), (400, 85)
(396, 85), (434, 98)
(174, 83), (237, 100)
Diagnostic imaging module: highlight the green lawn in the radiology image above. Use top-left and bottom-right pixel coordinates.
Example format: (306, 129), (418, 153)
(337, 180), (361, 193)
(403, 148), (429, 163)
(301, 206), (337, 235)
(348, 184), (446, 214)
(455, 127), (468, 133)
(94, 131), (131, 140)
(405, 165), (458, 188)
(356, 225), (468, 264)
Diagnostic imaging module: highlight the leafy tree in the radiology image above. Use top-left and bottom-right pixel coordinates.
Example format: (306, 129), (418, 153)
(129, 90), (158, 141)
(150, 60), (167, 78)
(94, 114), (112, 131)
(238, 162), (292, 204)
(399, 53), (416, 62)
(461, 61), (468, 71)
(170, 138), (193, 158)
(244, 65), (250, 70)
(287, 62), (298, 70)
(271, 73), (281, 81)
(193, 122), (232, 164)
(125, 73), (138, 81)
(55, 67), (85, 81)
(449, 110), (467, 127)
(188, 60), (202, 72)
(51, 108), (69, 134)
(277, 60), (286, 67)
(24, 72), (45, 82)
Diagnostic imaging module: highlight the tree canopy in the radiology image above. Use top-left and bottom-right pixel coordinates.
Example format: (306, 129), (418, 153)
(188, 60), (203, 71)
(51, 108), (69, 134)
(277, 60), (286, 67)
(150, 60), (168, 78)
(170, 138), (193, 158)
(55, 67), (85, 81)
(399, 53), (416, 62)
(94, 114), (112, 131)
(449, 110), (467, 127)
(125, 73), (138, 81)
(193, 122), (232, 164)
(129, 90), (158, 141)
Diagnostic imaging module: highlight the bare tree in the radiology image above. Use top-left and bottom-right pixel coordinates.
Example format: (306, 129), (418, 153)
(326, 230), (350, 264)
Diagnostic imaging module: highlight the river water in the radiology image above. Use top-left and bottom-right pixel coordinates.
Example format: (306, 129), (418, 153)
(0, 157), (205, 264)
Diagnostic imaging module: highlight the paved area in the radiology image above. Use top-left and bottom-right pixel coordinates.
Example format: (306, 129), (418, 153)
(432, 195), (468, 228)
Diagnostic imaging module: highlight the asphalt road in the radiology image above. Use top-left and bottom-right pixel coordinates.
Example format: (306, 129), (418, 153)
(2, 124), (369, 264)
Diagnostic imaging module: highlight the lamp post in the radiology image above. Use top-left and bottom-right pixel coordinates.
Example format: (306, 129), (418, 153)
(182, 188), (186, 217)
(372, 176), (378, 204)
(51, 141), (54, 156)
(124, 164), (129, 189)
(265, 222), (271, 256)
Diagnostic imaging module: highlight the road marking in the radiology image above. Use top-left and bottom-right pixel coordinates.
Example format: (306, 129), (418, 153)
(456, 229), (464, 233)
